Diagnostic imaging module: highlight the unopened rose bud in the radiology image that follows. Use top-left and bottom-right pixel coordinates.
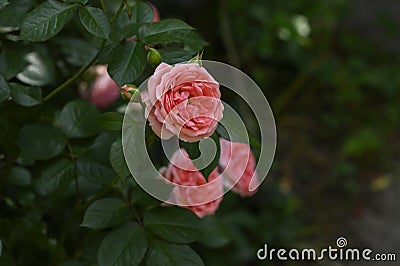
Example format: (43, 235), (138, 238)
(147, 47), (162, 68)
(84, 65), (120, 109)
(121, 84), (141, 102)
(147, 2), (160, 22)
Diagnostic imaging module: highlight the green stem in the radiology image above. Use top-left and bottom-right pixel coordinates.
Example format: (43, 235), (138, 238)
(80, 176), (118, 210)
(58, 176), (118, 244)
(44, 2), (125, 102)
(100, 0), (107, 14)
(43, 55), (98, 102)
(67, 140), (82, 201)
(110, 2), (124, 25)
(115, 187), (143, 225)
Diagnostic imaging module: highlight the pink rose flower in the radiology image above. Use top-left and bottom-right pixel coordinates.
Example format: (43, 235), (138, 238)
(219, 138), (258, 196)
(141, 63), (224, 142)
(83, 65), (120, 109)
(160, 149), (224, 218)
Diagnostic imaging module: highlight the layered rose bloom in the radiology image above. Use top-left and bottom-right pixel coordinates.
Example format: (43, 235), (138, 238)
(141, 63), (224, 142)
(219, 138), (258, 196)
(159, 149), (223, 218)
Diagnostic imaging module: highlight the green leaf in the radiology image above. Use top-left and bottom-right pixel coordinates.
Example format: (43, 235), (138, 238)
(8, 166), (31, 187)
(144, 207), (202, 244)
(16, 51), (57, 86)
(76, 174), (102, 196)
(0, 0), (34, 28)
(0, 74), (10, 104)
(342, 129), (382, 157)
(57, 260), (85, 266)
(57, 38), (98, 67)
(109, 138), (130, 178)
(16, 156), (35, 166)
(111, 24), (137, 43)
(198, 216), (231, 248)
(81, 198), (131, 229)
(9, 82), (42, 107)
(0, 46), (29, 80)
(108, 41), (146, 86)
(0, 0), (9, 11)
(98, 42), (119, 64)
(62, 0), (87, 4)
(216, 123), (229, 140)
(57, 100), (101, 138)
(109, 2), (153, 42)
(84, 131), (117, 164)
(97, 222), (147, 266)
(79, 6), (110, 39)
(131, 2), (154, 24)
(16, 123), (67, 160)
(146, 240), (204, 266)
(20, 0), (78, 42)
(94, 112), (123, 131)
(180, 141), (200, 161)
(123, 1), (132, 19)
(35, 159), (74, 195)
(77, 157), (114, 184)
(138, 19), (194, 44)
(84, 131), (118, 164)
(159, 47), (193, 64)
(180, 31), (208, 54)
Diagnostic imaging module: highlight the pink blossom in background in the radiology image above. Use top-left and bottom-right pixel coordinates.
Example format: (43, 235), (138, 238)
(219, 138), (258, 197)
(142, 63), (224, 142)
(160, 149), (223, 218)
(85, 65), (120, 109)
(148, 2), (160, 22)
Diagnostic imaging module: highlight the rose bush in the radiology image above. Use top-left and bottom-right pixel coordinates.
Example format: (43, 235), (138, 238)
(0, 0), (263, 265)
(141, 62), (224, 142)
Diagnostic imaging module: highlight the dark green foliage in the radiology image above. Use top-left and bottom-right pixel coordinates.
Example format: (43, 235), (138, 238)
(1, 0), (208, 264)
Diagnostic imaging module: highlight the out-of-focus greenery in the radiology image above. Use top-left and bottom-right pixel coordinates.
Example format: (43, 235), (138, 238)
(154, 0), (400, 264)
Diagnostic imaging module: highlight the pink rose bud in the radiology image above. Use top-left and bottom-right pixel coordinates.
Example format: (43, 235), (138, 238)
(121, 84), (139, 101)
(86, 65), (120, 109)
(141, 63), (224, 142)
(148, 2), (160, 22)
(219, 138), (259, 197)
(147, 47), (162, 68)
(160, 149), (223, 218)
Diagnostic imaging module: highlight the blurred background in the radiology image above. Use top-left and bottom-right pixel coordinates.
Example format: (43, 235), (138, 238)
(151, 0), (400, 265)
